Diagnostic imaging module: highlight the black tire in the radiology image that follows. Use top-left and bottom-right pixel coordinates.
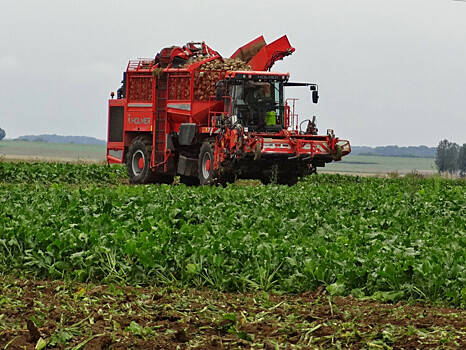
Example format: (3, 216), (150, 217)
(198, 141), (215, 185)
(180, 175), (200, 186)
(126, 136), (155, 184)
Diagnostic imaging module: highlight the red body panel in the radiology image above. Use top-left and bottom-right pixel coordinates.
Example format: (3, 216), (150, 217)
(247, 35), (295, 71)
(231, 36), (267, 63)
(230, 35), (295, 71)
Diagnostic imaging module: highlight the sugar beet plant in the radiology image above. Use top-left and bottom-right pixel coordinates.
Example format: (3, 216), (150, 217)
(0, 163), (465, 306)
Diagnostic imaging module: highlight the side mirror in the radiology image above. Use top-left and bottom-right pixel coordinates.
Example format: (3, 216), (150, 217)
(309, 85), (319, 104)
(216, 82), (224, 101)
(312, 90), (319, 104)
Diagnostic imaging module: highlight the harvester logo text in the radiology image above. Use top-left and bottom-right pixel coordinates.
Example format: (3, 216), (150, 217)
(128, 117), (151, 125)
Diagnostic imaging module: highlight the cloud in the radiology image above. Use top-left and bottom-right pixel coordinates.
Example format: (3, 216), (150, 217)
(0, 56), (20, 74)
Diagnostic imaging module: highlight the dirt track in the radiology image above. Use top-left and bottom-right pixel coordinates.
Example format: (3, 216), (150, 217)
(1, 277), (465, 349)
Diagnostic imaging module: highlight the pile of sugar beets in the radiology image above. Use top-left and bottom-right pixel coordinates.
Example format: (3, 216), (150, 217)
(187, 57), (251, 100)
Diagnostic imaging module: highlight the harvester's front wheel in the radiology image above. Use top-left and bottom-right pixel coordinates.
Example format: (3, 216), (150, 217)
(126, 136), (155, 184)
(198, 141), (215, 185)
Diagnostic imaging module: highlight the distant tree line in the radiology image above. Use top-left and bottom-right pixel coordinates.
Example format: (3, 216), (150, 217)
(0, 128), (5, 141)
(352, 145), (435, 158)
(17, 134), (105, 145)
(436, 139), (466, 177)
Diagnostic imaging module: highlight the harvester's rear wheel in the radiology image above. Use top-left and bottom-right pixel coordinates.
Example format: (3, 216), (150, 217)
(198, 141), (215, 185)
(127, 136), (174, 185)
(127, 136), (155, 184)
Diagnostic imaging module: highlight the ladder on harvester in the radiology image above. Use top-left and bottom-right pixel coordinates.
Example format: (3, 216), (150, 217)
(154, 73), (168, 167)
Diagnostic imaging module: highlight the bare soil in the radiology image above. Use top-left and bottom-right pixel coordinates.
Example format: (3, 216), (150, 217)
(0, 277), (465, 349)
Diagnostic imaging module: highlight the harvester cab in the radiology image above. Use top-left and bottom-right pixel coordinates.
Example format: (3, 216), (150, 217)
(216, 73), (320, 134)
(217, 73), (287, 132)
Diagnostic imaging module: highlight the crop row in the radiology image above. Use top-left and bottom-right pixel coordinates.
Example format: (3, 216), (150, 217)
(0, 163), (465, 306)
(0, 162), (126, 186)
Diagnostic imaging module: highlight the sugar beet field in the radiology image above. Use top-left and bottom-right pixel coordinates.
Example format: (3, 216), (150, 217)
(0, 162), (465, 349)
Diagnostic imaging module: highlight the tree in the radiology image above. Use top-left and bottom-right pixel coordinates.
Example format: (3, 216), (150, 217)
(458, 144), (466, 178)
(436, 139), (449, 174)
(436, 139), (459, 175)
(447, 143), (460, 175)
(0, 128), (5, 141)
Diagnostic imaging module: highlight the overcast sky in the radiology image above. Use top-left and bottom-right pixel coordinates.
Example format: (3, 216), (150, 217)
(0, 0), (465, 146)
